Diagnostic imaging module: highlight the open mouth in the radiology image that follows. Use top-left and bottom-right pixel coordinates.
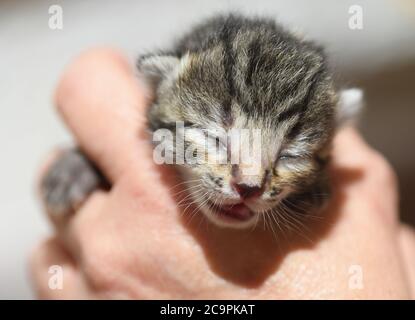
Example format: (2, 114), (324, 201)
(208, 201), (255, 222)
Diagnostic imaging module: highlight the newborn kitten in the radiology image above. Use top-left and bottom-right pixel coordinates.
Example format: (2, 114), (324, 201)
(42, 14), (362, 229)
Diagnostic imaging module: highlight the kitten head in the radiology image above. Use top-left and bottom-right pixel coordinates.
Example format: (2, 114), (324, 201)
(139, 16), (362, 228)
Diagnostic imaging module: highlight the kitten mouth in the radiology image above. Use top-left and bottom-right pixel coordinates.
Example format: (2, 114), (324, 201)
(209, 201), (255, 222)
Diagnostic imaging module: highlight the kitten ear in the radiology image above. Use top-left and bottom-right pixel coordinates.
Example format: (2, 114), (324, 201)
(137, 54), (180, 90)
(336, 88), (364, 126)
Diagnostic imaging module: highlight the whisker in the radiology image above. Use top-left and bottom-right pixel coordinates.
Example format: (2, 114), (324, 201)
(176, 188), (204, 207)
(187, 193), (212, 224)
(179, 191), (208, 217)
(168, 179), (203, 192)
(277, 206), (315, 244)
(173, 184), (203, 199)
(282, 198), (324, 221)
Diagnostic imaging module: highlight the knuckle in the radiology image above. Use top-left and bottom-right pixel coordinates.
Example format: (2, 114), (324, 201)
(368, 150), (398, 187)
(75, 223), (124, 294)
(81, 240), (117, 292)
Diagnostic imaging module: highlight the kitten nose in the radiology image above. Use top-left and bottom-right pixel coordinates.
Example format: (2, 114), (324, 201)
(232, 182), (264, 199)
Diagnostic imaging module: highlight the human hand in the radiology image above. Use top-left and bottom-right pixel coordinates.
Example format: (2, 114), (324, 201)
(31, 48), (415, 299)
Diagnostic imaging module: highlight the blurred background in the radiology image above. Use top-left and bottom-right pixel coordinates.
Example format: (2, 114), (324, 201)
(0, 0), (414, 299)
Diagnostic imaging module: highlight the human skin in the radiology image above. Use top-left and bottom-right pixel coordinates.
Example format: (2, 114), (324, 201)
(30, 48), (415, 299)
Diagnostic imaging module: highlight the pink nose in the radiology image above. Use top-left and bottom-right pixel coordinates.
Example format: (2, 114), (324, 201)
(232, 182), (264, 199)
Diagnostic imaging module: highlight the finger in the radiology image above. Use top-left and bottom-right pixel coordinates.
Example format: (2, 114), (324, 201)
(29, 237), (92, 299)
(59, 189), (109, 255)
(398, 224), (415, 298)
(33, 167), (117, 298)
(55, 48), (148, 182)
(332, 126), (381, 168)
(330, 127), (399, 224)
(332, 127), (397, 187)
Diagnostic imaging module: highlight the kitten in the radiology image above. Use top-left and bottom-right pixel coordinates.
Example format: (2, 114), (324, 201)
(41, 14), (362, 229)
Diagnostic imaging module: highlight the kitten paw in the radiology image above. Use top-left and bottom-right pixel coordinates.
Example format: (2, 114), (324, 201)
(40, 148), (105, 216)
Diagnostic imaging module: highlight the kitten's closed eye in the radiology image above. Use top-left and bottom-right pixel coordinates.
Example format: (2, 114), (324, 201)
(278, 153), (300, 161)
(276, 152), (312, 173)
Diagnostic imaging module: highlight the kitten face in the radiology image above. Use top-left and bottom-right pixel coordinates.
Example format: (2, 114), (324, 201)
(172, 119), (327, 229)
(140, 15), (358, 228)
